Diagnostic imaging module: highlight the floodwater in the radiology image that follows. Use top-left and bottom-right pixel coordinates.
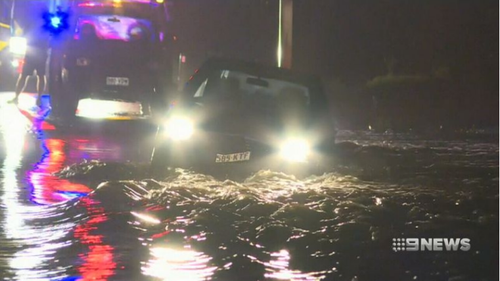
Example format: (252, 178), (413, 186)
(0, 93), (498, 281)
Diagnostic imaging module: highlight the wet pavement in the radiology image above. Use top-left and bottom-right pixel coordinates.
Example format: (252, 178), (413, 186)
(0, 92), (498, 281)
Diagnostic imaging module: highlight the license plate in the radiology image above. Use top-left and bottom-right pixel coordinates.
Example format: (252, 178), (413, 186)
(106, 77), (129, 86)
(215, 151), (251, 163)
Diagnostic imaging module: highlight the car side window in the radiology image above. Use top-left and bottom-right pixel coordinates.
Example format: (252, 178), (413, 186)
(193, 79), (208, 98)
(190, 70), (310, 118)
(194, 71), (241, 101)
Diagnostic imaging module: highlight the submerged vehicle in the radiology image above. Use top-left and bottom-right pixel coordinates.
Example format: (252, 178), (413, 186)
(49, 0), (172, 120)
(151, 59), (336, 177)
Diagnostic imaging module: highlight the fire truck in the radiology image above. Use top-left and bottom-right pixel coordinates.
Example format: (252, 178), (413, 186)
(2, 0), (175, 121)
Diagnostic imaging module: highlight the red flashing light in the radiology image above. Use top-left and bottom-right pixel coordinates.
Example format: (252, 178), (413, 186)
(78, 0), (155, 6)
(16, 59), (24, 74)
(78, 2), (105, 7)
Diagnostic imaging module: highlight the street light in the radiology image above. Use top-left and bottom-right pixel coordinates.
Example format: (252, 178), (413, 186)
(277, 0), (293, 69)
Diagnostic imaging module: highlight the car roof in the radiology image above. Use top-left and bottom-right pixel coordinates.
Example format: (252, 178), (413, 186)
(199, 58), (322, 89)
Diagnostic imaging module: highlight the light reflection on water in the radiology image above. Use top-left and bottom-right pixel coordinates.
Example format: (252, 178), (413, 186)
(1, 105), (29, 240)
(74, 197), (116, 281)
(0, 97), (497, 280)
(0, 102), (112, 280)
(264, 250), (322, 281)
(142, 247), (217, 281)
(0, 104), (76, 280)
(28, 138), (92, 205)
(0, 97), (156, 280)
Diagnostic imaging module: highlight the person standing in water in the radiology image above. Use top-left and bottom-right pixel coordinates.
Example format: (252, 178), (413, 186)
(9, 7), (50, 106)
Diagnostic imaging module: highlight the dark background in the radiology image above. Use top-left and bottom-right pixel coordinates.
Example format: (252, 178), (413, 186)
(168, 0), (498, 131)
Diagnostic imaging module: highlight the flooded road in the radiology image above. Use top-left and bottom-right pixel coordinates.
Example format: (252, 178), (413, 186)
(0, 94), (497, 281)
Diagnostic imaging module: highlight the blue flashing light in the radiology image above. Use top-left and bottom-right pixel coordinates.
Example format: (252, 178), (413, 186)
(51, 16), (62, 28)
(43, 9), (70, 35)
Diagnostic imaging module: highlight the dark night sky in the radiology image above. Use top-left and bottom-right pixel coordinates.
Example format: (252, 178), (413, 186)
(169, 0), (498, 128)
(294, 1), (498, 82)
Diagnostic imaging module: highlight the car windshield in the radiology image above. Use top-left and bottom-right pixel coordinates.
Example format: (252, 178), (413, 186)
(74, 15), (154, 42)
(191, 69), (311, 123)
(194, 70), (310, 104)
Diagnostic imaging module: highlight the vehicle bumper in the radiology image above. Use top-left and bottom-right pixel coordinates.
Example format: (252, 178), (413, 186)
(154, 135), (329, 178)
(75, 98), (152, 120)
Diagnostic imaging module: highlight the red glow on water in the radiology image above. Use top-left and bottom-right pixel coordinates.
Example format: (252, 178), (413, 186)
(41, 122), (56, 130)
(17, 107), (56, 131)
(151, 230), (170, 239)
(28, 139), (92, 204)
(87, 214), (108, 225)
(74, 197), (116, 281)
(145, 205), (166, 211)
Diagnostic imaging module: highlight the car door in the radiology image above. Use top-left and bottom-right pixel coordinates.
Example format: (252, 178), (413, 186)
(192, 70), (249, 159)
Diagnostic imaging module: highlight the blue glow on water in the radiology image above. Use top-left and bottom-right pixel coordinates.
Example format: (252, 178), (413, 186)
(58, 191), (88, 200)
(57, 277), (81, 281)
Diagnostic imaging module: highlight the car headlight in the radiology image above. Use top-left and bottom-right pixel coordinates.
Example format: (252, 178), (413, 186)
(280, 138), (310, 163)
(9, 37), (27, 56)
(165, 117), (194, 141)
(11, 59), (20, 68)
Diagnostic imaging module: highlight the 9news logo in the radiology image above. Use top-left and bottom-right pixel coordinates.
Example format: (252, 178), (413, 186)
(392, 238), (471, 252)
